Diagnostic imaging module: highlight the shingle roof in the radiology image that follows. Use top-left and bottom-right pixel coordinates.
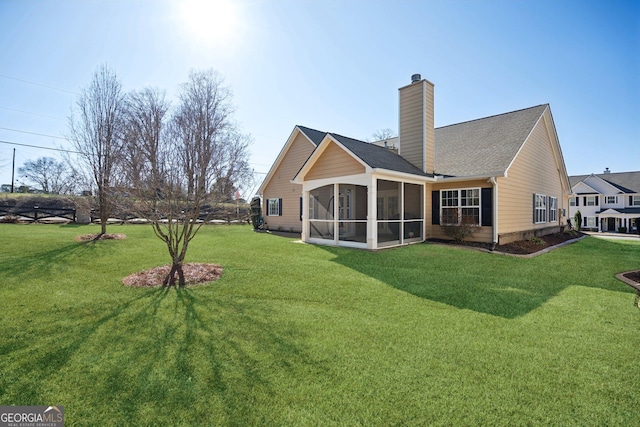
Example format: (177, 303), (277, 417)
(569, 171), (640, 193)
(330, 133), (431, 177)
(297, 104), (550, 179)
(297, 125), (327, 146)
(434, 104), (548, 177)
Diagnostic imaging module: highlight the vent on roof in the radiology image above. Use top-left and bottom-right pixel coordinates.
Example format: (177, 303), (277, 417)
(604, 167), (610, 174)
(411, 74), (421, 83)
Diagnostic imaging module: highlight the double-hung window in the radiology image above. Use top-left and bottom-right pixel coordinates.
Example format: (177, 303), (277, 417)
(605, 196), (617, 204)
(585, 196), (597, 206)
(267, 198), (281, 216)
(632, 196), (640, 206)
(441, 188), (480, 226)
(548, 196), (557, 222)
(534, 194), (547, 224)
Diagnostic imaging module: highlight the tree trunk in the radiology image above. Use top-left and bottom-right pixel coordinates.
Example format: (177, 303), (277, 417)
(163, 262), (186, 287)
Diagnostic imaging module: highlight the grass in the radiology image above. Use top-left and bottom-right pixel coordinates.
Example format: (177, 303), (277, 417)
(0, 224), (638, 426)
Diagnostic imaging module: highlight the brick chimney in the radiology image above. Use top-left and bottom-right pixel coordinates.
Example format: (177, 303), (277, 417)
(398, 74), (434, 174)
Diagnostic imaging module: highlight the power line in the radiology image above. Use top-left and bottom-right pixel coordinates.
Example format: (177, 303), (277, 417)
(0, 106), (66, 121)
(0, 127), (68, 140)
(0, 74), (79, 95)
(0, 139), (80, 154)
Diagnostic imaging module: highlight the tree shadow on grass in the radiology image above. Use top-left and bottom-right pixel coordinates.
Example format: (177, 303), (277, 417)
(319, 237), (637, 319)
(0, 286), (324, 425)
(0, 239), (116, 281)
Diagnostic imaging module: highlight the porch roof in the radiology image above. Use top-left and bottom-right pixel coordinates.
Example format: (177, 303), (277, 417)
(596, 208), (640, 215)
(329, 133), (432, 177)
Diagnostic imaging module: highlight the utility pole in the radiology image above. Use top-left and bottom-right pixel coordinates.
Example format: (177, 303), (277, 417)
(10, 148), (15, 193)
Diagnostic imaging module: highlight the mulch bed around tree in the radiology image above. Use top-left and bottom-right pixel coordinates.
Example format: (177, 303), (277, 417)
(75, 233), (127, 242)
(122, 263), (223, 287)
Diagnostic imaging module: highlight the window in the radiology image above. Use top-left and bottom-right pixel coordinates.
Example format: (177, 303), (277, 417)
(441, 190), (459, 225)
(585, 217), (596, 228)
(569, 197), (577, 207)
(267, 198), (281, 216)
(549, 197), (557, 222)
(441, 188), (480, 226)
(605, 196), (617, 204)
(632, 196), (640, 206)
(534, 194), (547, 224)
(585, 196), (597, 206)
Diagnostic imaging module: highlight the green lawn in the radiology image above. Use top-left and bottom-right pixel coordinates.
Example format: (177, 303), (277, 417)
(1, 224), (638, 426)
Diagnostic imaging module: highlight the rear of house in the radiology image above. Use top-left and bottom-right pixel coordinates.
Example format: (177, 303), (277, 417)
(260, 75), (571, 249)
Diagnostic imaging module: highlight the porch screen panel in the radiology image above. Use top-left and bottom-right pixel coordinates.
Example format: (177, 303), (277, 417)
(309, 185), (334, 240)
(404, 183), (423, 240)
(338, 184), (367, 243)
(377, 180), (401, 244)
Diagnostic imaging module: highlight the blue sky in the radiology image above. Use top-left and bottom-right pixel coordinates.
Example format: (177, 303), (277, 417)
(0, 0), (638, 195)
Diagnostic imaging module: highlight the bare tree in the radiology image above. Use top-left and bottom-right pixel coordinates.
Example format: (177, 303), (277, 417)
(18, 157), (77, 194)
(124, 70), (253, 287)
(68, 64), (125, 235)
(370, 128), (396, 142)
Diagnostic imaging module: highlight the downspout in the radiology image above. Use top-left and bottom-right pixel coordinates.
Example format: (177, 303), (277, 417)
(489, 177), (498, 249)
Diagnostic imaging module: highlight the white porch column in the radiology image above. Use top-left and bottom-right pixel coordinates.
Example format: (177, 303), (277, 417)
(367, 177), (377, 249)
(334, 183), (339, 245)
(301, 187), (308, 242)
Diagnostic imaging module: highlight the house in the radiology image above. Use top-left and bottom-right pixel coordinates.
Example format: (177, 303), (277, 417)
(259, 74), (571, 249)
(568, 169), (640, 233)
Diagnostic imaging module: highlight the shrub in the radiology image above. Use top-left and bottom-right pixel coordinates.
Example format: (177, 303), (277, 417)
(529, 236), (545, 245)
(618, 226), (627, 233)
(249, 197), (263, 230)
(441, 220), (478, 243)
(574, 210), (582, 231)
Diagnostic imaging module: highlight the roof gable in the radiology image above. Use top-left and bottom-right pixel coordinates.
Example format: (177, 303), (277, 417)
(294, 133), (431, 183)
(583, 175), (628, 195)
(258, 126), (323, 194)
(569, 171), (640, 194)
(434, 104), (548, 177)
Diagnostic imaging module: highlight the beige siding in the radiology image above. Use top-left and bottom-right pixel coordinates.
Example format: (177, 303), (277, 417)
(398, 80), (434, 174)
(399, 82), (424, 172)
(262, 132), (315, 232)
(497, 114), (565, 235)
(427, 180), (493, 243)
(305, 141), (365, 181)
(424, 83), (434, 174)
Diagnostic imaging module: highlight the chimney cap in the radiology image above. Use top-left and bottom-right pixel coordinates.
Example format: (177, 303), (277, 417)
(604, 167), (611, 174)
(411, 74), (421, 83)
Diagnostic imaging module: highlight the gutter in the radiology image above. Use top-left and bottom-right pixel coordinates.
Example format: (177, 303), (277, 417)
(434, 172), (506, 183)
(489, 176), (499, 246)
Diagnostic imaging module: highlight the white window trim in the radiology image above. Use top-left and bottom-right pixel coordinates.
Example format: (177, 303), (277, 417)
(585, 196), (597, 206)
(267, 198), (280, 216)
(632, 195), (640, 206)
(534, 194), (547, 224)
(605, 196), (617, 204)
(549, 196), (557, 222)
(440, 188), (481, 226)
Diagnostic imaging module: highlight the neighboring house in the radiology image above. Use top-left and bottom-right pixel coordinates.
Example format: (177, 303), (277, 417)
(568, 169), (640, 233)
(259, 74), (571, 249)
